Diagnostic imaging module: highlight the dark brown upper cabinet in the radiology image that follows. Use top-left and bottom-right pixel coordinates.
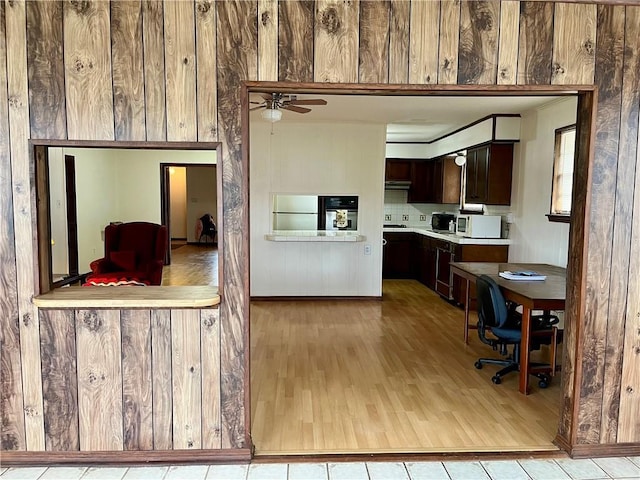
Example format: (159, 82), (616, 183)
(385, 158), (412, 181)
(465, 143), (514, 205)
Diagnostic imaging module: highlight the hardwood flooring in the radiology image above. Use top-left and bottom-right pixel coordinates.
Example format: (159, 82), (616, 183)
(161, 243), (218, 286)
(250, 280), (562, 455)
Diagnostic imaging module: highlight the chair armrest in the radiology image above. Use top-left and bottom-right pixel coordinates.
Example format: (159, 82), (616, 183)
(532, 313), (560, 329)
(90, 258), (110, 274)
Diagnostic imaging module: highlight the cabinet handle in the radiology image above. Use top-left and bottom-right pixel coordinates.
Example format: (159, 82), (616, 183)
(382, 238), (387, 246)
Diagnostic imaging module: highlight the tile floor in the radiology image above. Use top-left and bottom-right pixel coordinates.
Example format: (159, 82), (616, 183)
(1, 457), (639, 480)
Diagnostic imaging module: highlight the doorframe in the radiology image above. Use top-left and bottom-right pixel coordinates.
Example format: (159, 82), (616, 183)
(241, 81), (596, 455)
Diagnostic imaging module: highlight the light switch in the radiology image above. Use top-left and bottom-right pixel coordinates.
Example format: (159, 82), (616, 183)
(402, 214), (409, 221)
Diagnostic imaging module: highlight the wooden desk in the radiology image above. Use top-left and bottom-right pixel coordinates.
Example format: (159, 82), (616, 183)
(450, 262), (566, 395)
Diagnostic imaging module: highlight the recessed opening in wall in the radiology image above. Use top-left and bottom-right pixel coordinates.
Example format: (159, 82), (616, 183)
(33, 140), (221, 293)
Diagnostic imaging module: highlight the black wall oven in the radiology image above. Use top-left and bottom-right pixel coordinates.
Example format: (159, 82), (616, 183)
(317, 195), (359, 231)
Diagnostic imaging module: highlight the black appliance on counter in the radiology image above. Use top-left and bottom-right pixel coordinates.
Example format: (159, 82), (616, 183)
(317, 195), (359, 230)
(431, 212), (455, 232)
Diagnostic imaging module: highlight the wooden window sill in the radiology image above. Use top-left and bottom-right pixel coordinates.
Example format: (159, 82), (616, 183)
(546, 214), (570, 224)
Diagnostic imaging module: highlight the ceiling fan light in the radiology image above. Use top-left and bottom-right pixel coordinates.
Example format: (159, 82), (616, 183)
(261, 108), (282, 123)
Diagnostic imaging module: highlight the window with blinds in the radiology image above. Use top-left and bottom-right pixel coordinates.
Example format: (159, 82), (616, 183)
(549, 125), (576, 222)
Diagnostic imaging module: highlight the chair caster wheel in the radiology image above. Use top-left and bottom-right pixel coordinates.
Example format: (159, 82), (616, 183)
(538, 376), (550, 388)
(474, 361), (483, 369)
(492, 375), (501, 384)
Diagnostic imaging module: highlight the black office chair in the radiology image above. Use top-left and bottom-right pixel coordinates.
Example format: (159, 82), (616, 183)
(474, 275), (560, 388)
(198, 213), (217, 245)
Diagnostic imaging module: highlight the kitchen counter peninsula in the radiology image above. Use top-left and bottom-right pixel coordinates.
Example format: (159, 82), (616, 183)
(265, 230), (365, 242)
(383, 226), (511, 245)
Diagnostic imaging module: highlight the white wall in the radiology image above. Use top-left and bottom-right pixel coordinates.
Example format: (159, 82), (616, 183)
(250, 121), (386, 297)
(169, 167), (187, 239)
(186, 166), (217, 242)
(509, 97), (577, 266)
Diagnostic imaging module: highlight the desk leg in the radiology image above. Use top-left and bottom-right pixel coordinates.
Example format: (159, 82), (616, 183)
(519, 308), (532, 395)
(464, 278), (471, 344)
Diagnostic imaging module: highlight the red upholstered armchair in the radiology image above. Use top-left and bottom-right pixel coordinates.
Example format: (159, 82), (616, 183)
(85, 222), (168, 286)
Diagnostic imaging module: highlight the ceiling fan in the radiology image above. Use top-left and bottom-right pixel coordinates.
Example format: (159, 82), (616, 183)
(250, 93), (327, 122)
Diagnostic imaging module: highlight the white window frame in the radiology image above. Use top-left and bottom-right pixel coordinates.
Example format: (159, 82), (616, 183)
(548, 124), (576, 223)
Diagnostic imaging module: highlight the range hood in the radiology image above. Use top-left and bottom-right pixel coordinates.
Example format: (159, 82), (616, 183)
(384, 180), (411, 190)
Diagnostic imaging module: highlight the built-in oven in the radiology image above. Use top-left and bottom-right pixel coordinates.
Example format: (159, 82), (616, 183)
(318, 195), (359, 231)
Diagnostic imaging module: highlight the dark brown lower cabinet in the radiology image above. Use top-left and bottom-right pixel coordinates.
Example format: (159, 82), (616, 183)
(382, 232), (415, 278)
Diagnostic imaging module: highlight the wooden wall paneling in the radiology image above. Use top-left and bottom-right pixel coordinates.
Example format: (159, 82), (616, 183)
(62, 0), (115, 140)
(201, 308), (221, 449)
(76, 309), (123, 451)
(171, 309), (202, 449)
(150, 309), (173, 450)
(277, 0), (314, 82)
(0, 0), (25, 452)
(142, 0), (167, 141)
(314, 0), (360, 83)
(25, 1), (66, 139)
(216, 0), (256, 450)
(615, 5), (640, 444)
(438, 0), (461, 85)
(6, 0), (45, 451)
(408, 0), (439, 85)
(457, 0), (500, 84)
(389, 0), (410, 84)
(163, 0), (197, 142)
(34, 146), (50, 294)
(551, 3), (597, 85)
(358, 0), (390, 84)
(39, 309), (79, 451)
(496, 0), (520, 85)
(258, 0), (278, 82)
(196, 0), (218, 142)
(121, 310), (153, 450)
(516, 1), (553, 85)
(110, 0), (146, 142)
(576, 4), (625, 445)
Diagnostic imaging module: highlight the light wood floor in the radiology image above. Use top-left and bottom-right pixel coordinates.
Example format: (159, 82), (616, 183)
(250, 280), (562, 455)
(161, 243), (218, 286)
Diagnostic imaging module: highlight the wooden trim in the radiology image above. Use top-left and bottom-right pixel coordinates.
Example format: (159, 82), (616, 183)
(564, 443), (640, 459)
(547, 214), (571, 223)
(0, 448), (252, 466)
(251, 296), (383, 301)
(29, 139), (221, 150)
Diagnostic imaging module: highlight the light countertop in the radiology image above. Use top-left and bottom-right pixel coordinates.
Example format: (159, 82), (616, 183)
(265, 230), (365, 242)
(383, 226), (511, 245)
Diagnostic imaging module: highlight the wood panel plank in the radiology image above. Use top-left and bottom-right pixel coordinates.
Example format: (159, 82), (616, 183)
(458, 0), (500, 84)
(6, 0), (45, 451)
(497, 0), (520, 85)
(196, 0), (218, 141)
(615, 5), (640, 444)
(151, 309), (172, 450)
(142, 0), (167, 141)
(389, 0), (409, 84)
(314, 0), (360, 83)
(171, 309), (202, 449)
(0, 0), (25, 452)
(359, 0), (390, 84)
(26, 1), (66, 139)
(201, 308), (221, 449)
(76, 310), (123, 451)
(551, 3), (597, 85)
(111, 0), (146, 142)
(121, 310), (153, 450)
(164, 0), (197, 141)
(438, 0), (461, 85)
(216, 0), (256, 449)
(517, 1), (553, 85)
(40, 309), (78, 451)
(63, 0), (114, 140)
(258, 0), (278, 81)
(409, 0), (439, 84)
(278, 0), (313, 83)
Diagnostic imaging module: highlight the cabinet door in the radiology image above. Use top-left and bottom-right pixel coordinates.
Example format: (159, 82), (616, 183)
(465, 146), (489, 203)
(382, 233), (414, 278)
(407, 160), (434, 203)
(441, 156), (462, 204)
(486, 144), (514, 205)
(385, 159), (412, 181)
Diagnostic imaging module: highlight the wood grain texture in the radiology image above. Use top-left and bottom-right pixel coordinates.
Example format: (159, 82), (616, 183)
(142, 0), (167, 141)
(40, 310), (78, 451)
(76, 309), (123, 451)
(458, 0), (500, 84)
(517, 1), (553, 85)
(314, 0), (360, 83)
(278, 0), (314, 82)
(63, 0), (114, 140)
(25, 1), (66, 139)
(34, 146), (51, 294)
(389, 0), (409, 84)
(438, 0), (461, 85)
(551, 3), (597, 85)
(497, 0), (520, 85)
(196, 0), (218, 141)
(258, 0), (278, 81)
(614, 5), (640, 444)
(151, 309), (173, 450)
(171, 309), (202, 449)
(409, 0), (439, 84)
(121, 310), (153, 450)
(6, 0), (45, 452)
(359, 0), (390, 84)
(111, 0), (146, 141)
(164, 0), (197, 141)
(201, 308), (221, 449)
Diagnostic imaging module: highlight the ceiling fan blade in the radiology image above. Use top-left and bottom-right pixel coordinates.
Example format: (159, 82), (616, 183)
(260, 93), (273, 101)
(282, 105), (312, 114)
(250, 101), (263, 104)
(286, 99), (327, 106)
(250, 105), (266, 111)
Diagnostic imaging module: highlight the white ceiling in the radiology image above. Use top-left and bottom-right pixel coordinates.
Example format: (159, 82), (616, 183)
(249, 93), (566, 142)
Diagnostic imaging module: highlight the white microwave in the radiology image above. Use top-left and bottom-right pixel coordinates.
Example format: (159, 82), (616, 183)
(456, 214), (502, 238)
